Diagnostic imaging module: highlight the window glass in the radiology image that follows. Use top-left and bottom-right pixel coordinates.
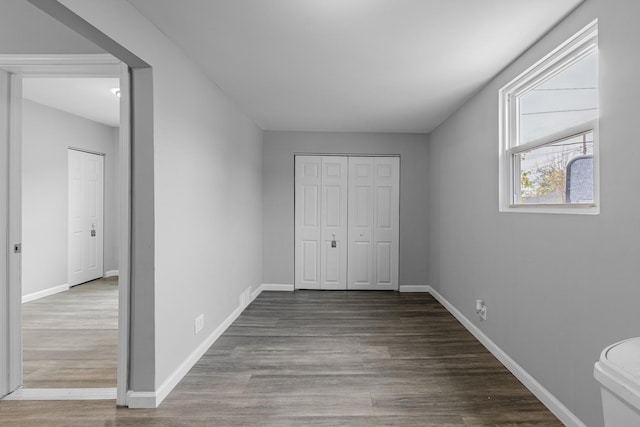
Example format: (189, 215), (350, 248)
(518, 51), (598, 145)
(515, 131), (593, 204)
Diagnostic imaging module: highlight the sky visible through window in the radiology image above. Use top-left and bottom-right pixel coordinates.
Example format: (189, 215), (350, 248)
(519, 51), (598, 144)
(516, 50), (598, 204)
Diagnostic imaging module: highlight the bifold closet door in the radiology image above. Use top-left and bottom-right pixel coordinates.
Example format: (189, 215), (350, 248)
(348, 157), (399, 290)
(295, 155), (398, 290)
(295, 156), (348, 290)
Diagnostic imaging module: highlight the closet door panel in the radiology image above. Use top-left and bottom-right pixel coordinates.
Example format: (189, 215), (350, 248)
(372, 157), (400, 290)
(320, 156), (348, 290)
(295, 156), (322, 289)
(348, 157), (374, 289)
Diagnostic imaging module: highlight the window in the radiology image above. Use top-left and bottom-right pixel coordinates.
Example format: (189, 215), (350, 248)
(499, 20), (599, 213)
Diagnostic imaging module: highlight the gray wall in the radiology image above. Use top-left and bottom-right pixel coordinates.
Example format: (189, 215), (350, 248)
(427, 0), (640, 425)
(263, 131), (429, 287)
(58, 0), (264, 392)
(22, 99), (119, 297)
(0, 0), (103, 54)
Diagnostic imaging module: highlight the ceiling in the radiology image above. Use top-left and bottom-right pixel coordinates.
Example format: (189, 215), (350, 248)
(0, 2), (115, 127)
(128, 0), (583, 133)
(22, 78), (120, 127)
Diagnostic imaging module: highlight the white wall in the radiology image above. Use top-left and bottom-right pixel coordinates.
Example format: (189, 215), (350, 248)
(263, 131), (429, 288)
(21, 99), (119, 297)
(428, 1), (640, 426)
(57, 0), (264, 397)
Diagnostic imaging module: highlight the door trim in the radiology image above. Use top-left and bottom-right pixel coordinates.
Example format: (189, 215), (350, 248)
(0, 55), (131, 406)
(116, 62), (132, 407)
(8, 71), (22, 393)
(68, 146), (108, 157)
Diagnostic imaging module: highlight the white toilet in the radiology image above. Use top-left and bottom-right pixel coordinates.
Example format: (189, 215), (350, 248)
(594, 337), (640, 426)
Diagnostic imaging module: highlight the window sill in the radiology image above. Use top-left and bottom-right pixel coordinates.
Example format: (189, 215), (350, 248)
(501, 203), (599, 215)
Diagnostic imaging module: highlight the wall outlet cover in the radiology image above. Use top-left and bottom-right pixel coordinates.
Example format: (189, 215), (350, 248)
(194, 314), (204, 335)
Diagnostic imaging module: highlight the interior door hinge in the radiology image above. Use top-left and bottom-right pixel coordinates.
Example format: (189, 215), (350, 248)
(13, 243), (21, 253)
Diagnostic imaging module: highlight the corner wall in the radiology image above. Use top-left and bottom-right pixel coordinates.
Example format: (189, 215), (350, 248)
(263, 131), (429, 288)
(21, 99), (119, 298)
(427, 1), (640, 425)
(57, 0), (264, 399)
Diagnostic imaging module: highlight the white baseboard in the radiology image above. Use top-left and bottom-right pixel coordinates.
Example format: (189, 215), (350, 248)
(399, 285), (430, 293)
(126, 391), (157, 408)
(250, 285), (262, 302)
(251, 283), (294, 301)
(427, 286), (586, 427)
(128, 284), (257, 409)
(22, 283), (69, 304)
(262, 283), (294, 292)
(104, 270), (119, 278)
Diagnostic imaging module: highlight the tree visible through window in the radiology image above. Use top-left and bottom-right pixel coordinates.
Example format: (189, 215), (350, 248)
(518, 131), (594, 204)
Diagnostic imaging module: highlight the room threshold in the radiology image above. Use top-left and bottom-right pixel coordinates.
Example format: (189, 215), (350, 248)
(2, 387), (116, 401)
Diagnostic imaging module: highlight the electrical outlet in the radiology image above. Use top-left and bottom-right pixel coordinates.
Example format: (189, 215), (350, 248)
(194, 314), (204, 335)
(479, 305), (487, 321)
(476, 300), (487, 321)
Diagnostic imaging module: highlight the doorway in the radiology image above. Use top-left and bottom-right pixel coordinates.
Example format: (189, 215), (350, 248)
(294, 155), (400, 290)
(0, 55), (131, 404)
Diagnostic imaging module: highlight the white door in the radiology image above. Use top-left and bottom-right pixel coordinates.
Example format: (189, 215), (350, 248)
(348, 157), (375, 289)
(295, 156), (348, 290)
(348, 157), (400, 290)
(296, 155), (399, 291)
(295, 156), (322, 289)
(371, 157), (400, 290)
(68, 149), (104, 286)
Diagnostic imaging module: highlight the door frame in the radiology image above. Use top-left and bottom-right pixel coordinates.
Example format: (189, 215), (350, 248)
(293, 153), (401, 291)
(0, 54), (131, 405)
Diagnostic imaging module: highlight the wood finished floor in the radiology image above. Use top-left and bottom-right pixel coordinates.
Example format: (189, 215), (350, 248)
(21, 276), (118, 388)
(2, 290), (562, 426)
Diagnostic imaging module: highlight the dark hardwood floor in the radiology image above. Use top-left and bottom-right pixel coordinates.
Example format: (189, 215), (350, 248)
(2, 290), (562, 426)
(22, 276), (118, 388)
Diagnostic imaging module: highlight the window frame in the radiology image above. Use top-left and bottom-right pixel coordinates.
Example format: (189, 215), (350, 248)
(499, 20), (599, 214)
